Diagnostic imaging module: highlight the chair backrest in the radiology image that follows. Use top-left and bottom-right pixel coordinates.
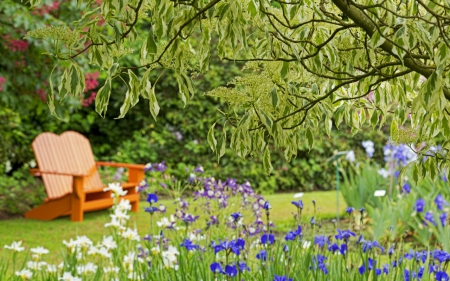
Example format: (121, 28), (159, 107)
(32, 131), (103, 199)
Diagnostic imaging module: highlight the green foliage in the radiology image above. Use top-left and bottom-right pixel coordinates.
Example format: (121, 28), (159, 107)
(0, 166), (46, 216)
(24, 0), (450, 178)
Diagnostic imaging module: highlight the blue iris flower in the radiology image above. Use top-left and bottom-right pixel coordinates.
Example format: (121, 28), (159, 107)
(314, 236), (328, 248)
(415, 198), (425, 212)
(225, 264), (237, 277)
(237, 261), (250, 272)
(425, 211), (437, 226)
(402, 183), (411, 194)
(213, 239), (245, 255)
(362, 240), (385, 253)
(291, 200), (303, 209)
(144, 206), (158, 214)
(359, 258), (375, 274)
(311, 254), (328, 274)
(345, 207), (355, 215)
(285, 225), (303, 241)
(335, 229), (356, 241)
(274, 275), (293, 281)
(256, 250), (267, 261)
(230, 212), (243, 222)
(180, 239), (199, 251)
(436, 271), (450, 281)
(263, 201), (271, 210)
(261, 233), (275, 245)
(435, 194), (449, 210)
(440, 213), (448, 226)
(147, 193), (158, 204)
(210, 262), (224, 274)
(383, 264), (389, 274)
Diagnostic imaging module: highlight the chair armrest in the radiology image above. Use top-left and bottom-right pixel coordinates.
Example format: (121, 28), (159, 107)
(28, 165), (97, 177)
(96, 162), (146, 170)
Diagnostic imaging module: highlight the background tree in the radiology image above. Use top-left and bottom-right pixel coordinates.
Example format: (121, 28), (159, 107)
(25, 0), (450, 181)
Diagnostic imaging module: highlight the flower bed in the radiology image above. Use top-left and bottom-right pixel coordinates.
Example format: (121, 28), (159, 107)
(2, 165), (450, 280)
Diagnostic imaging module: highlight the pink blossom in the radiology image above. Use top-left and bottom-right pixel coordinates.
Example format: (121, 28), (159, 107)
(0, 76), (6, 91)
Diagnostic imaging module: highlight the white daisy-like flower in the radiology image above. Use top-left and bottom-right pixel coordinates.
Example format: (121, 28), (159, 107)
(104, 182), (127, 197)
(102, 236), (117, 250)
(156, 217), (172, 228)
(97, 246), (112, 259)
(5, 241), (25, 252)
(162, 245), (180, 269)
(15, 269), (33, 280)
(75, 235), (93, 250)
(121, 228), (140, 241)
(104, 266), (119, 274)
(47, 264), (58, 273)
(87, 245), (99, 256)
(62, 239), (78, 253)
(117, 199), (132, 212)
(104, 217), (122, 228)
(77, 262), (97, 275)
(27, 261), (47, 270)
(30, 246), (49, 256)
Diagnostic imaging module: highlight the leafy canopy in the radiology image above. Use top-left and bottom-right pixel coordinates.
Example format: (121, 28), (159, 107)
(26, 0), (450, 178)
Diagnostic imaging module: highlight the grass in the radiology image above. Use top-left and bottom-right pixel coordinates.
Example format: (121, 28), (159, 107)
(0, 190), (346, 264)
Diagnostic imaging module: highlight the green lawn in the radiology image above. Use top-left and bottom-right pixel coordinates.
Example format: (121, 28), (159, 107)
(0, 191), (346, 263)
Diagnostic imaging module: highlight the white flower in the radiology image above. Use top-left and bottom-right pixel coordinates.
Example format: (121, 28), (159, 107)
(47, 264), (58, 273)
(15, 269), (33, 280)
(30, 246), (49, 256)
(378, 168), (391, 178)
(157, 217), (173, 228)
(5, 241), (25, 252)
(102, 236), (117, 250)
(63, 239), (78, 253)
(103, 266), (120, 274)
(104, 217), (123, 228)
(77, 262), (97, 275)
(87, 245), (99, 256)
(27, 261), (47, 270)
(111, 208), (130, 225)
(59, 272), (82, 281)
(104, 182), (127, 197)
(302, 240), (312, 249)
(97, 246), (112, 259)
(188, 232), (205, 241)
(123, 252), (143, 272)
(362, 140), (375, 157)
(151, 247), (160, 255)
(75, 235), (93, 250)
(345, 150), (356, 162)
(121, 228), (140, 241)
(117, 199), (132, 212)
(162, 245), (180, 269)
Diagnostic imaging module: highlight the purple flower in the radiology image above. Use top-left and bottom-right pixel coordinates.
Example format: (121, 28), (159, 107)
(291, 200), (304, 209)
(182, 213), (199, 224)
(310, 217), (316, 225)
(146, 193), (158, 204)
(436, 271), (450, 281)
(274, 276), (293, 281)
(180, 239), (199, 251)
(415, 199), (425, 212)
(335, 229), (356, 241)
(237, 261), (250, 272)
(383, 264), (389, 274)
(194, 165), (204, 173)
(362, 240), (385, 253)
(187, 173), (196, 184)
(359, 258), (375, 274)
(144, 206), (158, 214)
(261, 233), (275, 245)
(425, 211), (437, 226)
(210, 262), (224, 274)
(402, 183), (411, 194)
(314, 236), (328, 248)
(435, 195), (449, 211)
(256, 250), (267, 261)
(214, 239), (245, 256)
(440, 212), (448, 226)
(285, 225), (302, 241)
(263, 201), (271, 210)
(312, 254), (328, 274)
(345, 207), (355, 215)
(230, 212), (243, 222)
(224, 264), (237, 277)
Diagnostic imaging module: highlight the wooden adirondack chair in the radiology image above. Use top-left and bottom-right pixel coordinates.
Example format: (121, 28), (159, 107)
(25, 131), (145, 222)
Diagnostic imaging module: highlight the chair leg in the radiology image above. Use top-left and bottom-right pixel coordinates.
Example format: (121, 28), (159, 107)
(131, 199), (139, 213)
(71, 194), (84, 222)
